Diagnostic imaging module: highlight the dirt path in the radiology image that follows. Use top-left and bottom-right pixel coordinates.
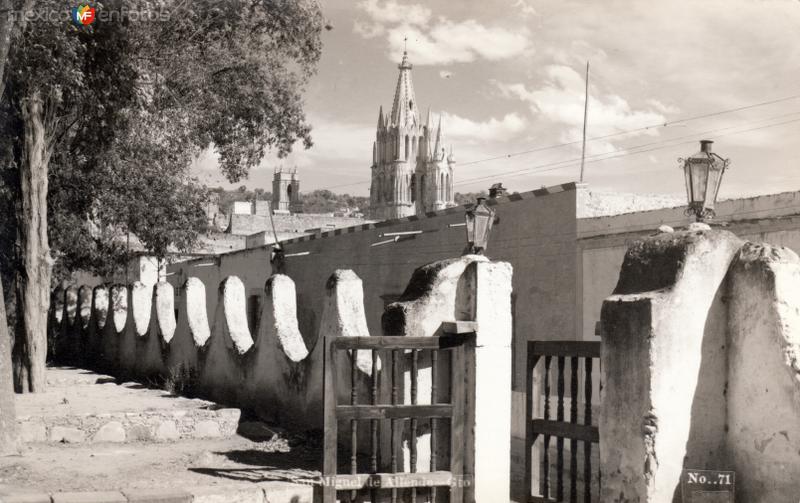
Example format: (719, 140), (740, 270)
(0, 434), (321, 493)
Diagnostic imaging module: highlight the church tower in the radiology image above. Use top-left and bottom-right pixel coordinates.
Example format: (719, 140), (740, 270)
(272, 167), (302, 214)
(369, 50), (455, 220)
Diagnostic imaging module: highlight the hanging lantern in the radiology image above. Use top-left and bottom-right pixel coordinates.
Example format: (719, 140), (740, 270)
(464, 197), (495, 255)
(680, 140), (730, 222)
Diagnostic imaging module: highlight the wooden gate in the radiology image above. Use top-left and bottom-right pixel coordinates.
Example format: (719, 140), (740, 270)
(525, 341), (600, 503)
(319, 322), (477, 503)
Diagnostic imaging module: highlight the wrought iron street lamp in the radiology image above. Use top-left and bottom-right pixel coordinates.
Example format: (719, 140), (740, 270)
(464, 197), (495, 255)
(680, 140), (730, 222)
(270, 245), (285, 273)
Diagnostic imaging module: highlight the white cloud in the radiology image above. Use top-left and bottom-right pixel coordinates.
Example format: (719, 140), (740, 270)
(512, 0), (537, 17)
(353, 0), (431, 38)
(385, 21), (530, 65)
(442, 112), (528, 142)
(359, 0), (431, 27)
(646, 99), (680, 115)
(353, 19), (385, 39)
(548, 40), (607, 67)
(354, 1), (531, 65)
(496, 65), (666, 154)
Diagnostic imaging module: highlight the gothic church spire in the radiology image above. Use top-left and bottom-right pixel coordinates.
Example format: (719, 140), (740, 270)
(390, 49), (418, 128)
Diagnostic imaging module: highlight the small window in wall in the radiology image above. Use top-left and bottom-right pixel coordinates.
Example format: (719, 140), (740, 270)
(247, 295), (261, 335)
(410, 174), (416, 202)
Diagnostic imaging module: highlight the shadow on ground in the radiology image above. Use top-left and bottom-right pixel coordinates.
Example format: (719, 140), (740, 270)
(189, 448), (321, 485)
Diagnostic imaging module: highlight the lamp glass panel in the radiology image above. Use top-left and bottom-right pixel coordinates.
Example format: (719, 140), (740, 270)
(704, 166), (722, 210)
(689, 161), (709, 203)
(683, 164), (693, 204)
(474, 215), (489, 248)
(465, 212), (476, 242)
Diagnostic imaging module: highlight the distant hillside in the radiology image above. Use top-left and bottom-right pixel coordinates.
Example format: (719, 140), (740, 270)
(301, 190), (370, 214)
(453, 191), (488, 205)
(210, 186), (369, 215)
(209, 186), (271, 215)
(210, 186), (488, 215)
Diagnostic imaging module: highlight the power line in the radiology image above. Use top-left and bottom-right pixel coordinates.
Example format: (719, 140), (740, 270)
(454, 113), (800, 187)
(312, 92), (800, 192)
(457, 92), (800, 167)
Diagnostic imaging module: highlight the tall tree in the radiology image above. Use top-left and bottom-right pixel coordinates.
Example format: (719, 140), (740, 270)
(5, 0), (122, 391)
(2, 0), (323, 392)
(0, 0), (35, 447)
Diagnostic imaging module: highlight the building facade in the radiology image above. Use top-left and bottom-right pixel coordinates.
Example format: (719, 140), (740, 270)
(369, 51), (456, 220)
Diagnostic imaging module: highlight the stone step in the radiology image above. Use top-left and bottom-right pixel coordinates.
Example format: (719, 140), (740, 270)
(0, 482), (312, 503)
(16, 367), (240, 444)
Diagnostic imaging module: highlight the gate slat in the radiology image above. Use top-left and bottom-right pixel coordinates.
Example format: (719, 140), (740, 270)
(350, 352), (358, 502)
(570, 356), (579, 503)
(531, 420), (600, 443)
(390, 348), (399, 503)
(530, 341), (601, 358)
(584, 357), (593, 503)
(370, 349), (378, 503)
(319, 334), (338, 503)
(450, 344), (465, 503)
(431, 348), (439, 503)
(336, 404), (453, 420)
(411, 349), (418, 503)
(556, 356), (565, 501)
(542, 356), (552, 499)
(525, 349), (537, 502)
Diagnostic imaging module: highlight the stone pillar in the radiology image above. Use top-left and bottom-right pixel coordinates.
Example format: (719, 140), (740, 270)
(727, 243), (800, 502)
(468, 261), (513, 502)
(382, 255), (513, 500)
(599, 226), (742, 502)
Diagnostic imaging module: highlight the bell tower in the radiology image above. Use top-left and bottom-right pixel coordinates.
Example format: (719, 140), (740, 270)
(272, 167), (302, 214)
(369, 49), (420, 220)
(369, 49), (456, 220)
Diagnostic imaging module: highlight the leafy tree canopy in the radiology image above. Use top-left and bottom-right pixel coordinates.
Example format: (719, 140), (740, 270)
(0, 0), (324, 282)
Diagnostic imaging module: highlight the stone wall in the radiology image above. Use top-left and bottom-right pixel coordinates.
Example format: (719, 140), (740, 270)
(52, 256), (514, 499)
(226, 213), (374, 236)
(54, 269), (380, 430)
(600, 226), (800, 502)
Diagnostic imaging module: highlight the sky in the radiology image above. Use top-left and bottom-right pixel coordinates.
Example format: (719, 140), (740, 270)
(192, 0), (800, 200)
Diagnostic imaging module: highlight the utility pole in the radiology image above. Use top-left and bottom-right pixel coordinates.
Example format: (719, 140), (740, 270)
(579, 61), (590, 182)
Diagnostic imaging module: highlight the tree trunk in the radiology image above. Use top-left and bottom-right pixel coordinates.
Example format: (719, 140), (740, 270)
(0, 0), (35, 100)
(0, 281), (18, 454)
(0, 1), (15, 98)
(13, 91), (52, 393)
